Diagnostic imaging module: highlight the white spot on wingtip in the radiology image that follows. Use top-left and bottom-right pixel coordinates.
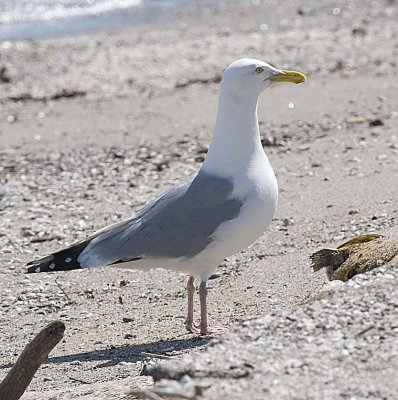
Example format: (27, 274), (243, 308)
(65, 257), (72, 263)
(49, 263), (55, 269)
(35, 267), (41, 273)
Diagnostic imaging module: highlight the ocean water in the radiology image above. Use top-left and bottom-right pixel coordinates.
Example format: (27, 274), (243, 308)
(0, 0), (144, 25)
(0, 0), (210, 40)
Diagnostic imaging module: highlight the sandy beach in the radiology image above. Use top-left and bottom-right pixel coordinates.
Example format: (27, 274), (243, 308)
(1, 0), (398, 398)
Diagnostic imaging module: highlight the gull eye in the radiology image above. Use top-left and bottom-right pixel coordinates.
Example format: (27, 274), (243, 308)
(255, 66), (264, 74)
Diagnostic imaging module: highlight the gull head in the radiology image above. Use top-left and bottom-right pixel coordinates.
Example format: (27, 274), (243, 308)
(221, 58), (306, 97)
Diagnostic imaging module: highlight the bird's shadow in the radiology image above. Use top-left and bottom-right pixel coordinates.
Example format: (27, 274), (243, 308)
(1, 336), (212, 369)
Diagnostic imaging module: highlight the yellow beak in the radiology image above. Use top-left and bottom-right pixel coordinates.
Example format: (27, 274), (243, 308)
(270, 70), (306, 84)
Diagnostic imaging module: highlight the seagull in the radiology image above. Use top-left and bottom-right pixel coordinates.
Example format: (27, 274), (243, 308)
(26, 58), (306, 335)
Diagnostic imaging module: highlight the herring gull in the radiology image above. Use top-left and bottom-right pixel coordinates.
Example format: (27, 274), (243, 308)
(26, 58), (306, 335)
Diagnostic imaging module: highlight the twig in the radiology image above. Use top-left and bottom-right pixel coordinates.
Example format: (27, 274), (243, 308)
(141, 352), (175, 360)
(68, 376), (91, 385)
(55, 279), (74, 304)
(355, 325), (375, 338)
(128, 388), (198, 400)
(0, 321), (65, 400)
(127, 389), (165, 400)
(128, 384), (209, 400)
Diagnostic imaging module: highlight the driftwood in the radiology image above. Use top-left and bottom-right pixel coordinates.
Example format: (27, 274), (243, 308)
(310, 234), (398, 281)
(0, 320), (65, 400)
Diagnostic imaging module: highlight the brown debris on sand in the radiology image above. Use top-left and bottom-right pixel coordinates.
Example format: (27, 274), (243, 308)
(311, 234), (398, 281)
(0, 321), (65, 400)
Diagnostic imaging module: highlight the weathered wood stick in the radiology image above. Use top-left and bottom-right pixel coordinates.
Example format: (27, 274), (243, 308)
(0, 320), (65, 400)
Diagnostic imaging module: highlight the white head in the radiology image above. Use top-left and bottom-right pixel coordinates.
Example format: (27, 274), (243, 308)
(221, 58), (306, 98)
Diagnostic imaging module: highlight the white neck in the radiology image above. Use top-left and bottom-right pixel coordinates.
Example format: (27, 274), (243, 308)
(202, 85), (264, 177)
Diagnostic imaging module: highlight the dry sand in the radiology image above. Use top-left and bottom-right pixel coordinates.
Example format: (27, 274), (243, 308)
(0, 0), (397, 398)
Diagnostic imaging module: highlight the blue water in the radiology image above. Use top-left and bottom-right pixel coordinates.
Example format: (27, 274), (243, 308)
(0, 0), (215, 40)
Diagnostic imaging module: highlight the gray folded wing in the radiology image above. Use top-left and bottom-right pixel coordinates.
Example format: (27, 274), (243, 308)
(77, 170), (242, 267)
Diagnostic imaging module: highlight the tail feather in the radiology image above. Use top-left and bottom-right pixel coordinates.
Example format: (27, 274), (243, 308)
(26, 240), (90, 273)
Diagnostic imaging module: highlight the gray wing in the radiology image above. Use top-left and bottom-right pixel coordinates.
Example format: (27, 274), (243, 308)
(77, 170), (242, 267)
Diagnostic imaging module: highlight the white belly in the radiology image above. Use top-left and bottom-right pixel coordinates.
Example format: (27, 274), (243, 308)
(186, 157), (278, 279)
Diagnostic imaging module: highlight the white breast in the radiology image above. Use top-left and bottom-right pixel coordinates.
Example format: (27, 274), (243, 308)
(216, 154), (277, 250)
(185, 152), (278, 280)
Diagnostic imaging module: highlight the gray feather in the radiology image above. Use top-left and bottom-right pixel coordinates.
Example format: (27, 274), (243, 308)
(78, 170), (242, 267)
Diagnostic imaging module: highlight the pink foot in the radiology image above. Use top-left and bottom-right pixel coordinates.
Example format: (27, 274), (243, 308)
(199, 324), (226, 336)
(185, 319), (199, 333)
(186, 321), (225, 336)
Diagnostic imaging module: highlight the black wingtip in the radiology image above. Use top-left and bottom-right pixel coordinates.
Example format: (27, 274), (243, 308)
(26, 254), (54, 268)
(25, 240), (89, 273)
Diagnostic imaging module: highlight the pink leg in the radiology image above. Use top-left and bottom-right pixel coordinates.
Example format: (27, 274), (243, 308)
(198, 281), (225, 335)
(185, 276), (196, 332)
(198, 281), (209, 334)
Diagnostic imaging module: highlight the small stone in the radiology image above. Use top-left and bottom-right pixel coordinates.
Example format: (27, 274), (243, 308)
(369, 119), (384, 127)
(7, 114), (17, 123)
(118, 361), (134, 366)
(283, 218), (295, 227)
(348, 209), (359, 215)
(261, 135), (275, 147)
(352, 26), (367, 36)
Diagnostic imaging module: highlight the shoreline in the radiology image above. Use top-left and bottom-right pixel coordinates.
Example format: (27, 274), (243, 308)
(0, 0), (224, 41)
